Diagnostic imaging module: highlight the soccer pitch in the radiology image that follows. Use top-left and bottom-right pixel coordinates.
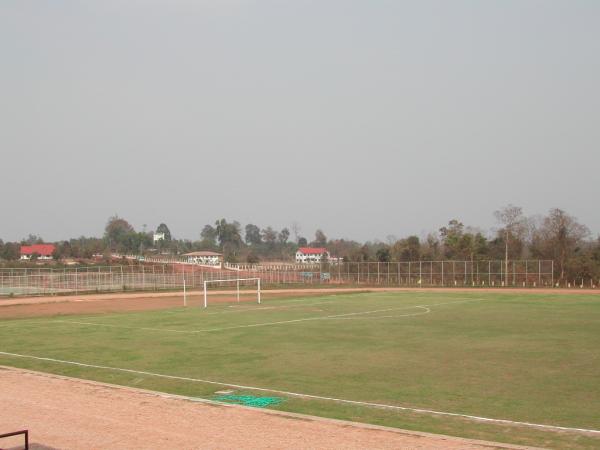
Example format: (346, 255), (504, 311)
(1, 290), (599, 449)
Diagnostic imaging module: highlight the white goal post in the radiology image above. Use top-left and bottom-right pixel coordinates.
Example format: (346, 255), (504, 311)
(202, 278), (261, 308)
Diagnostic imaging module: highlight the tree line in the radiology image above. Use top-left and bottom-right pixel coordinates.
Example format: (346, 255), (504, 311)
(1, 206), (599, 283)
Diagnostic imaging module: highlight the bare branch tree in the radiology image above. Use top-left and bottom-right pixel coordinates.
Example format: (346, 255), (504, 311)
(494, 205), (526, 285)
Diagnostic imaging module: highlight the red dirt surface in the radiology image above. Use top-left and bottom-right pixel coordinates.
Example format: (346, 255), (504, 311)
(0, 367), (534, 450)
(0, 292), (323, 319)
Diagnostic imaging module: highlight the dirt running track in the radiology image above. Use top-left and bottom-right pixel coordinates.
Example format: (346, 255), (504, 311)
(0, 291), (327, 319)
(0, 287), (597, 319)
(0, 367), (536, 450)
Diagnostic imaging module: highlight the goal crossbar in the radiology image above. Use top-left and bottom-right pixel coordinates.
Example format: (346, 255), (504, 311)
(202, 278), (261, 308)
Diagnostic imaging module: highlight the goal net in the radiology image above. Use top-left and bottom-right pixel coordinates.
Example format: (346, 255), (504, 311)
(201, 278), (261, 308)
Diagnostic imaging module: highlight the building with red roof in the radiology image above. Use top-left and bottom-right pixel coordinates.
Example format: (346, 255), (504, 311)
(20, 244), (56, 260)
(295, 247), (329, 263)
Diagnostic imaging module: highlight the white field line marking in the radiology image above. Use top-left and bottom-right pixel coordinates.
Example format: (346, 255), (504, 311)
(157, 300), (337, 316)
(0, 299), (335, 328)
(48, 299), (484, 334)
(0, 350), (598, 435)
(324, 306), (430, 320)
(0, 318), (52, 328)
(49, 320), (203, 334)
(202, 292), (454, 314)
(50, 303), (433, 334)
(0, 299), (340, 330)
(205, 299), (338, 315)
(0, 298), (481, 334)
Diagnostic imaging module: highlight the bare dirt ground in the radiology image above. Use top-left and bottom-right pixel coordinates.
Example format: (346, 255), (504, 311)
(0, 291), (327, 319)
(0, 287), (597, 319)
(0, 367), (535, 450)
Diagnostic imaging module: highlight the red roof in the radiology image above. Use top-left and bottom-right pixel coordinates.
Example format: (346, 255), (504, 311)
(20, 244), (56, 256)
(297, 247), (327, 255)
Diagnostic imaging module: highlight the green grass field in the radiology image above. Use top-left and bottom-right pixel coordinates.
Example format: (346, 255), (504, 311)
(1, 290), (599, 449)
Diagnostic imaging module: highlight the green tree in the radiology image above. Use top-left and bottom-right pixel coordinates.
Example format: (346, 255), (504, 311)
(156, 223), (172, 241)
(421, 233), (440, 260)
(530, 208), (589, 282)
(350, 244), (371, 262)
(391, 236), (421, 261)
(104, 216), (134, 251)
(278, 228), (290, 244)
(215, 219), (242, 248)
(376, 247), (391, 262)
(200, 224), (218, 247)
(261, 227), (277, 247)
(0, 242), (20, 260)
(313, 229), (327, 247)
(22, 234), (44, 245)
(245, 224), (262, 245)
(439, 220), (465, 259)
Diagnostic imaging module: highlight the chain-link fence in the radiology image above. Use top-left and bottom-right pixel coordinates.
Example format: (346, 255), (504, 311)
(0, 259), (565, 297)
(229, 260), (557, 287)
(0, 265), (220, 296)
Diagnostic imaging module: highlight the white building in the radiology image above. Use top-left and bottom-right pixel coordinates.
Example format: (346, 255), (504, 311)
(20, 244), (56, 260)
(183, 251), (223, 266)
(153, 232), (165, 243)
(295, 247), (329, 263)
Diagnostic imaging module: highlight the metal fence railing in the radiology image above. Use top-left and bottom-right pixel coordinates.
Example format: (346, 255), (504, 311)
(0, 259), (569, 297)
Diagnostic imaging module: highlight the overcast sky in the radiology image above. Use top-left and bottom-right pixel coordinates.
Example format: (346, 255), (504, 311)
(1, 1), (598, 243)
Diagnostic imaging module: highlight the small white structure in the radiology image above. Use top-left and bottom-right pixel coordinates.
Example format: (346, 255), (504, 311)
(295, 247), (329, 263)
(153, 232), (165, 243)
(183, 251), (223, 266)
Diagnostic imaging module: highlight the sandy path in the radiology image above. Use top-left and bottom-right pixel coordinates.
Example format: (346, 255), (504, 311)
(0, 367), (534, 450)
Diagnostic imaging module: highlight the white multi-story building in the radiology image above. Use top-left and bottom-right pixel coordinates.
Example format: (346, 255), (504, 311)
(295, 247), (329, 263)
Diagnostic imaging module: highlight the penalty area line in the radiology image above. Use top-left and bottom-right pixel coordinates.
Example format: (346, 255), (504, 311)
(44, 299), (484, 334)
(0, 350), (598, 436)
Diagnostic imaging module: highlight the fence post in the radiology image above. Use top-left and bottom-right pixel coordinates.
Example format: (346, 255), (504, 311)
(512, 261), (515, 286)
(430, 261), (433, 285)
(452, 261), (455, 285)
(441, 261), (444, 286)
(183, 273), (187, 306)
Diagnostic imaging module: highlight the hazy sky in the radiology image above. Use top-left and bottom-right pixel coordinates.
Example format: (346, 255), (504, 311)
(1, 1), (599, 243)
